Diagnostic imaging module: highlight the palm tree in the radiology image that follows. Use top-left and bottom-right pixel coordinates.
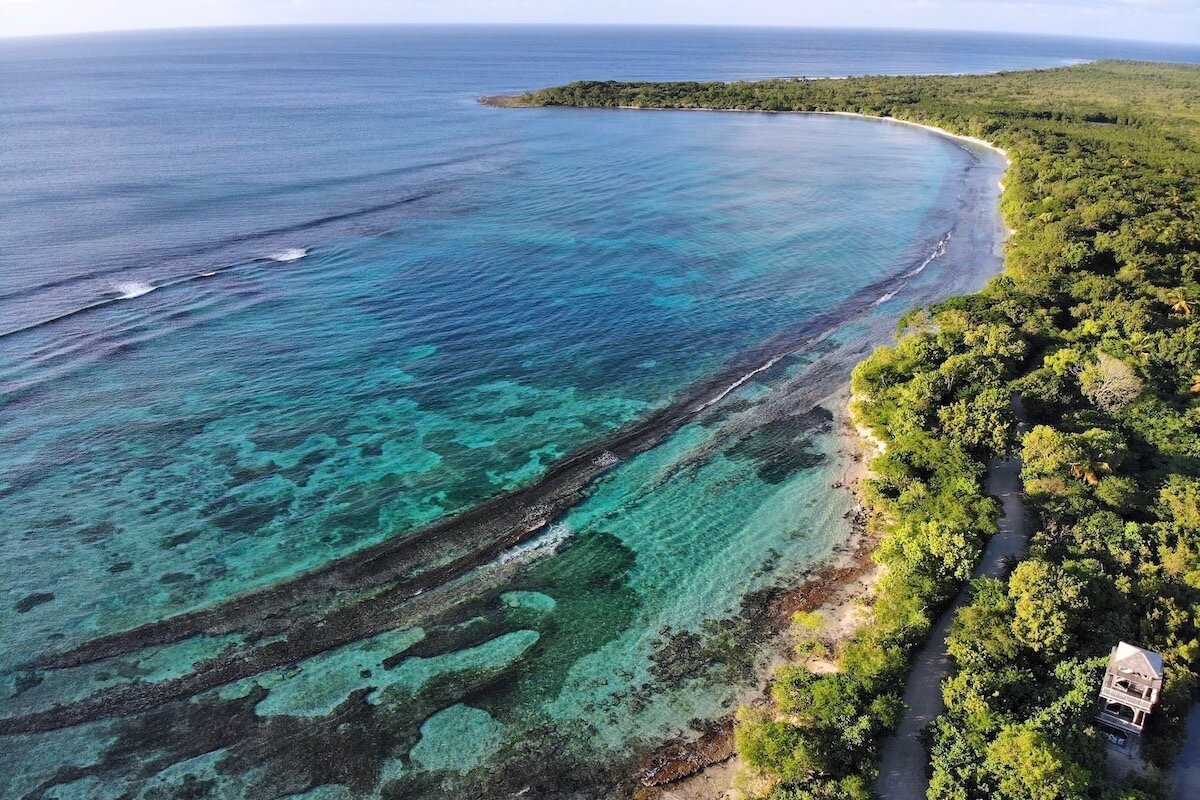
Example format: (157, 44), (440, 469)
(1165, 289), (1194, 317)
(1070, 457), (1110, 486)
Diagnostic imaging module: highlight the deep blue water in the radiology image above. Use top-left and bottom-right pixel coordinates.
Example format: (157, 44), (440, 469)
(0, 26), (1193, 800)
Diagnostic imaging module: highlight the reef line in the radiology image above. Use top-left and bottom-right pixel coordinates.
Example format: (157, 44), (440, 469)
(2, 227), (955, 736)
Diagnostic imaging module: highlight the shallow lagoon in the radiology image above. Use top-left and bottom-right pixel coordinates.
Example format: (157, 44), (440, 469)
(0, 28), (1015, 798)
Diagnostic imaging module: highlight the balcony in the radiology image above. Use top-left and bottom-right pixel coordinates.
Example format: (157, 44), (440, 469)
(1100, 682), (1155, 712)
(1097, 708), (1145, 734)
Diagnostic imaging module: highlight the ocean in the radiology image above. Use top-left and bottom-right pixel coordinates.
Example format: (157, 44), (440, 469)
(0, 25), (1195, 800)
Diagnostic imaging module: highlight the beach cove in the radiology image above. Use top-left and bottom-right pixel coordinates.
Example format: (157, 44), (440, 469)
(0, 27), (1073, 799)
(509, 60), (1200, 799)
(471, 101), (1014, 795)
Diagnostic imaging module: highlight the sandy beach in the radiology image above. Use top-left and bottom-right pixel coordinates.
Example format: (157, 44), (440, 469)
(500, 101), (1013, 166)
(634, 390), (887, 799)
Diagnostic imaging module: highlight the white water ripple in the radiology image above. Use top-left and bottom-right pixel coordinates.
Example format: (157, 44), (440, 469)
(269, 248), (308, 263)
(113, 281), (156, 299)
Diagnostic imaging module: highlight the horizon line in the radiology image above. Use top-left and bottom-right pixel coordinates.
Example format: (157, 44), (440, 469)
(0, 22), (1196, 49)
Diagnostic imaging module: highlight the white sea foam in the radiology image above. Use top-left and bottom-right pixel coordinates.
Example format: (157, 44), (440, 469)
(269, 247), (308, 263)
(874, 290), (898, 305)
(496, 523), (572, 566)
(906, 232), (952, 277)
(695, 353), (784, 413)
(113, 281), (156, 299)
(592, 450), (620, 468)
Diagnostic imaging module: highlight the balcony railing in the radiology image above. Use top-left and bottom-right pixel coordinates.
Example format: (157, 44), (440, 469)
(1097, 709), (1144, 734)
(1100, 685), (1155, 711)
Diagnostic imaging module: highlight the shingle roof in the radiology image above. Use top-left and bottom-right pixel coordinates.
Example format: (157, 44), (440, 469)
(1112, 641), (1164, 679)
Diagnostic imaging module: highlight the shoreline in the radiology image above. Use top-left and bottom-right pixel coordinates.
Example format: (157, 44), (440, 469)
(506, 62), (1200, 800)
(481, 95), (1011, 166)
(485, 97), (1016, 256)
(630, 108), (1010, 165)
(530, 103), (1008, 799)
(815, 112), (1009, 164)
(633, 391), (886, 798)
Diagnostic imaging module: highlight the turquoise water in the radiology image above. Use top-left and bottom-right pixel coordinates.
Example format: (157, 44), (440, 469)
(0, 25), (1110, 799)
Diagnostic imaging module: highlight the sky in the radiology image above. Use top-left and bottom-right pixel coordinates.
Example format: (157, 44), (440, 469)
(1, 0), (1198, 44)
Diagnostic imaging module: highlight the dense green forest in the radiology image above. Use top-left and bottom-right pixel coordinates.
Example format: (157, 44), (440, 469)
(500, 61), (1200, 799)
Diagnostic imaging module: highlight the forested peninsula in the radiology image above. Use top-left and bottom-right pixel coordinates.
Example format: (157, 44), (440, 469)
(489, 62), (1200, 799)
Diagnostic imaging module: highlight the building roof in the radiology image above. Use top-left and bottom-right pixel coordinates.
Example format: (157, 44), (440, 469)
(1110, 641), (1164, 680)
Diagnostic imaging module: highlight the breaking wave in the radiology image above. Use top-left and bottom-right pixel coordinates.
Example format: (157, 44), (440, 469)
(269, 248), (308, 263)
(695, 353), (785, 413)
(0, 188), (438, 307)
(496, 523), (573, 566)
(113, 281), (156, 299)
(906, 231), (952, 277)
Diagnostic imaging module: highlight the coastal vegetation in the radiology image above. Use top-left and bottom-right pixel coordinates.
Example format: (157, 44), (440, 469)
(501, 61), (1200, 798)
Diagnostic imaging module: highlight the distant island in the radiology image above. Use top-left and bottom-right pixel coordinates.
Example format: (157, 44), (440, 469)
(487, 61), (1200, 799)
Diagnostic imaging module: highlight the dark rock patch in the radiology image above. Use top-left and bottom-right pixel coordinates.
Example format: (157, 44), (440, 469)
(162, 529), (202, 548)
(15, 592), (54, 613)
(10, 671), (43, 698)
(77, 522), (119, 544)
(277, 449), (330, 485)
(392, 615), (504, 662)
(209, 498), (290, 533)
(228, 461), (282, 485)
(649, 629), (706, 687)
(725, 407), (834, 484)
(248, 427), (315, 455)
(357, 439), (385, 458)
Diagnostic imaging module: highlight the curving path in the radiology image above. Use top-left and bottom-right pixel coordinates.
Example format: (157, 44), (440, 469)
(873, 399), (1030, 800)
